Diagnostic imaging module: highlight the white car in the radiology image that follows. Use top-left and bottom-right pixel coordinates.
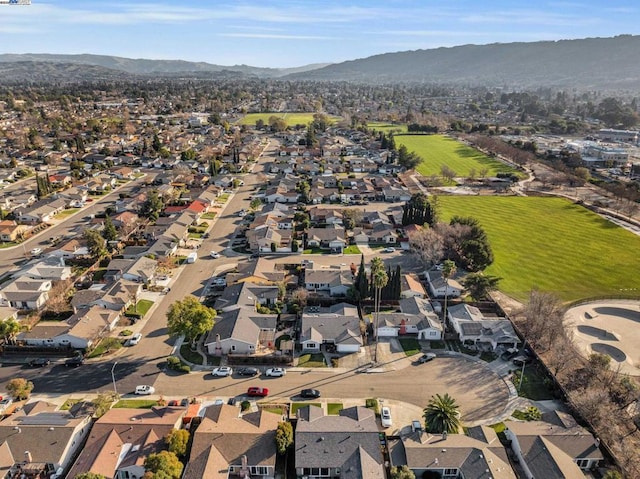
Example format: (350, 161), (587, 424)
(382, 247), (395, 253)
(210, 251), (221, 259)
(0, 397), (13, 413)
(30, 247), (42, 256)
(127, 333), (142, 346)
(381, 406), (392, 428)
(135, 385), (155, 395)
(211, 366), (233, 377)
(264, 367), (286, 377)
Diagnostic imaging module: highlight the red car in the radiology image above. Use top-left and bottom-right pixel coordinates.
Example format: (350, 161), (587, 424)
(247, 387), (269, 397)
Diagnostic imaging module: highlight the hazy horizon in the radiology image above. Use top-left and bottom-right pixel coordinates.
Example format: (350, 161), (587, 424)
(0, 0), (638, 68)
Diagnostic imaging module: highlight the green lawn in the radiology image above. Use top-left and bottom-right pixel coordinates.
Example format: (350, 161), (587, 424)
(327, 403), (344, 415)
(201, 212), (217, 220)
(395, 134), (521, 178)
(60, 398), (82, 410)
(216, 193), (230, 203)
(438, 196), (640, 302)
(343, 245), (362, 254)
(87, 337), (123, 358)
(291, 402), (322, 415)
(303, 247), (324, 254)
(114, 399), (158, 409)
(398, 338), (421, 356)
(238, 112), (340, 127)
(180, 343), (204, 365)
(513, 367), (555, 401)
(125, 299), (154, 317)
(298, 353), (327, 367)
(368, 121), (408, 134)
(0, 242), (19, 249)
(57, 208), (80, 217)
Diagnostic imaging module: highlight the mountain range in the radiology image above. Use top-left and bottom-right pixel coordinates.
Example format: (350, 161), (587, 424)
(2, 35), (640, 90)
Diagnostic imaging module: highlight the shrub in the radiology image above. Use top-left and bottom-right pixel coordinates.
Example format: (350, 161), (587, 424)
(241, 400), (251, 412)
(120, 329), (133, 336)
(365, 398), (380, 415)
(166, 356), (190, 373)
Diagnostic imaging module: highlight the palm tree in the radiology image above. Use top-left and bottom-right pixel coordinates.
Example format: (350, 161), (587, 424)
(0, 318), (21, 345)
(423, 393), (461, 434)
(370, 257), (388, 363)
(441, 259), (457, 324)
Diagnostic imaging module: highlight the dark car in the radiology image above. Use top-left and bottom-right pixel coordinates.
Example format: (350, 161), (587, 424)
(512, 356), (533, 366)
(300, 389), (321, 399)
(29, 358), (51, 367)
(65, 356), (84, 367)
(501, 348), (519, 361)
(236, 367), (259, 377)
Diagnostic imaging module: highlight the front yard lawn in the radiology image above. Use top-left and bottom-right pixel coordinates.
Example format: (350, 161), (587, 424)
(58, 208), (80, 217)
(302, 247), (324, 254)
(291, 402), (321, 415)
(327, 403), (344, 415)
(298, 353), (327, 367)
(180, 343), (204, 365)
(114, 399), (158, 409)
(343, 245), (361, 254)
(87, 337), (123, 358)
(125, 299), (154, 317)
(398, 338), (421, 356)
(201, 212), (217, 220)
(60, 398), (82, 410)
(216, 193), (230, 203)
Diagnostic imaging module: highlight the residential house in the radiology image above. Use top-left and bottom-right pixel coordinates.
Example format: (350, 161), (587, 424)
(389, 426), (516, 479)
(246, 225), (292, 253)
(92, 279), (141, 312)
(12, 255), (72, 282)
(16, 197), (67, 223)
(305, 225), (347, 251)
(505, 411), (604, 478)
(304, 268), (352, 297)
(295, 405), (385, 479)
(111, 166), (134, 179)
(0, 277), (51, 310)
(400, 273), (427, 299)
(367, 223), (398, 244)
(204, 282), (278, 356)
(183, 404), (281, 479)
(0, 400), (92, 478)
(123, 256), (157, 284)
(17, 305), (120, 349)
(425, 271), (462, 298)
(0, 305), (18, 323)
(67, 406), (185, 479)
(121, 245), (150, 259)
(52, 238), (90, 259)
(0, 220), (29, 242)
(299, 303), (362, 353)
(111, 211), (139, 230)
(383, 187), (412, 202)
(447, 304), (519, 351)
(308, 207), (343, 226)
(396, 297), (443, 340)
(48, 173), (72, 188)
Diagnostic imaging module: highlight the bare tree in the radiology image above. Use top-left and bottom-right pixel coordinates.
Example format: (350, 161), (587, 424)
(409, 227), (444, 268)
(516, 289), (566, 351)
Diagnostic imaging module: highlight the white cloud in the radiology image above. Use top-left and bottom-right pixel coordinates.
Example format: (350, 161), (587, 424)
(461, 9), (600, 27)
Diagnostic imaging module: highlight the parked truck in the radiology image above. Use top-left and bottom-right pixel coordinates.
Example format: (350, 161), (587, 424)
(186, 252), (198, 264)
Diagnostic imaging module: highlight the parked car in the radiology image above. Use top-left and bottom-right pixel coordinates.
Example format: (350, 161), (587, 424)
(415, 353), (436, 364)
(30, 247), (42, 256)
(512, 356), (533, 366)
(236, 367), (259, 377)
(28, 358), (50, 367)
(135, 385), (156, 395)
(65, 356), (84, 367)
(0, 398), (13, 413)
(381, 407), (393, 428)
(264, 368), (286, 377)
(382, 247), (395, 253)
(500, 347), (519, 361)
(300, 389), (321, 399)
(247, 387), (269, 397)
(210, 251), (221, 259)
(211, 366), (233, 377)
(127, 333), (142, 346)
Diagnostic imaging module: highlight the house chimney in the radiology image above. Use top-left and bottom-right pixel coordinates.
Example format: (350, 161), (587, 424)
(24, 451), (32, 463)
(240, 454), (250, 478)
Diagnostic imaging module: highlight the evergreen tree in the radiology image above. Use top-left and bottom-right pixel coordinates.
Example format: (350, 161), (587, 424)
(355, 255), (369, 301)
(102, 215), (118, 243)
(152, 133), (161, 152)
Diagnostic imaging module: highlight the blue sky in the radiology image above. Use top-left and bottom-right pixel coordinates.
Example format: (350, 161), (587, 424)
(0, 0), (638, 68)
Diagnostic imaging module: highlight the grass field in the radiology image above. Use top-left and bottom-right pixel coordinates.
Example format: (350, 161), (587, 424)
(438, 196), (640, 302)
(368, 121), (408, 134)
(238, 112), (340, 127)
(395, 134), (521, 178)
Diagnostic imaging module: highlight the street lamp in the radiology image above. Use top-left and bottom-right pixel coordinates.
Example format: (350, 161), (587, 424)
(111, 362), (119, 396)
